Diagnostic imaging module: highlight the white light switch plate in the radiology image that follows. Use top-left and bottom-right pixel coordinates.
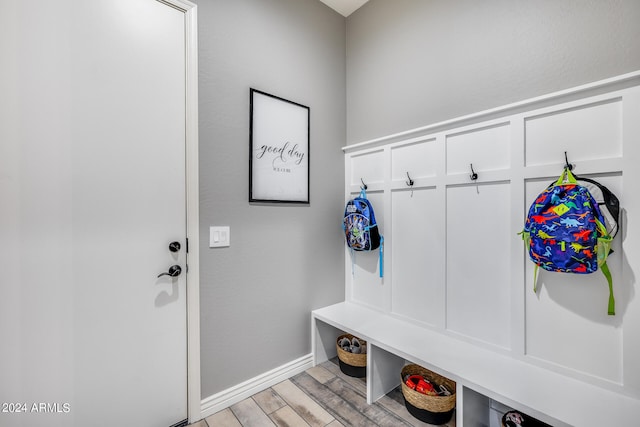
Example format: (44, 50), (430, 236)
(209, 226), (230, 248)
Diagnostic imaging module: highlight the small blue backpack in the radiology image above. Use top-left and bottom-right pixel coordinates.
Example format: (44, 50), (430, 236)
(521, 168), (614, 315)
(343, 189), (383, 277)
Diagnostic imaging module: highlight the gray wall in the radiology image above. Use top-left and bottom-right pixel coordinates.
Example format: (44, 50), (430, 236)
(197, 0), (346, 398)
(346, 0), (640, 144)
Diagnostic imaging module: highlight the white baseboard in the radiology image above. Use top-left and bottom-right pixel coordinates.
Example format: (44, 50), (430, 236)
(200, 353), (314, 419)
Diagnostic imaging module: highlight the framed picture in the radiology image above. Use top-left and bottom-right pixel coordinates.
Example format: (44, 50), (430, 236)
(249, 89), (310, 203)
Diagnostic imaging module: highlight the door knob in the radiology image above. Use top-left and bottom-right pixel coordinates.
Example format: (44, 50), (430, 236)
(157, 265), (182, 278)
(169, 241), (181, 252)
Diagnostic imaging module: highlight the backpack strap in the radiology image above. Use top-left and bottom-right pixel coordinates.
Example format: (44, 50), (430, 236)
(595, 219), (615, 315)
(555, 167), (578, 185)
(531, 263), (614, 315)
(533, 264), (540, 293)
(347, 237), (384, 278)
(379, 236), (384, 278)
(518, 231), (539, 291)
(349, 247), (356, 277)
(574, 175), (620, 239)
(601, 261), (615, 315)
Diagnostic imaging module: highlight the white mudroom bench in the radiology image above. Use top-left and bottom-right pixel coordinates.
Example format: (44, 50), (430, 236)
(312, 301), (640, 427)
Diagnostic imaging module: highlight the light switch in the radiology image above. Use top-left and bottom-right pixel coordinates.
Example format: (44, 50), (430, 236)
(209, 226), (230, 248)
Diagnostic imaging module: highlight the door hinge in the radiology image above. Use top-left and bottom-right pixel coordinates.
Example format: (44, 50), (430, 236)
(185, 237), (189, 253)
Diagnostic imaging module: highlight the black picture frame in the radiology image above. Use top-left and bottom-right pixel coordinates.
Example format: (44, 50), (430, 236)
(249, 89), (310, 204)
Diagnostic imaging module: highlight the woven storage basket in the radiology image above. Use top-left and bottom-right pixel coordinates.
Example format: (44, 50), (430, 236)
(336, 334), (367, 377)
(336, 334), (367, 367)
(400, 364), (456, 423)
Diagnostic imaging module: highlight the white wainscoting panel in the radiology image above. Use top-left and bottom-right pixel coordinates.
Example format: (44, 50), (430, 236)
(391, 138), (438, 181)
(445, 182), (512, 348)
(524, 99), (622, 167)
(446, 122), (511, 175)
(350, 149), (385, 188)
(391, 187), (444, 327)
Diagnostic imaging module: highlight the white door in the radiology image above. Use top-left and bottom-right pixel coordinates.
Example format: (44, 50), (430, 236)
(0, 1), (196, 426)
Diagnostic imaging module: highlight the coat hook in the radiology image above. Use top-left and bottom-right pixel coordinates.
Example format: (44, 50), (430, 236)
(469, 164), (478, 181)
(564, 151), (574, 171)
(360, 178), (368, 190)
(405, 172), (414, 187)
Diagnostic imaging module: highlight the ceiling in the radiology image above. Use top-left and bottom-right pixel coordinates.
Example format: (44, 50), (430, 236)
(319, 0), (369, 17)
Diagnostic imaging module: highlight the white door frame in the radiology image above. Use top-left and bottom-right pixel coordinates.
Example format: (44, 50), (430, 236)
(162, 0), (201, 423)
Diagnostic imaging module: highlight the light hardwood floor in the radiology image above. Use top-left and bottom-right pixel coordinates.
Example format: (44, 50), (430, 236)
(191, 358), (455, 427)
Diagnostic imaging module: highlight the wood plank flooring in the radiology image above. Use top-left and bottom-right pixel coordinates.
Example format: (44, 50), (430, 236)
(192, 358), (456, 427)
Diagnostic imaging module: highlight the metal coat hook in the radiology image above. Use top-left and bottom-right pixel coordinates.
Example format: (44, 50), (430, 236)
(405, 172), (414, 187)
(469, 164), (478, 181)
(564, 151), (574, 171)
(360, 178), (368, 190)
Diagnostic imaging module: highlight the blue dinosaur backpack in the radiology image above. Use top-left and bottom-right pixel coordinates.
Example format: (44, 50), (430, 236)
(343, 189), (384, 277)
(521, 168), (615, 315)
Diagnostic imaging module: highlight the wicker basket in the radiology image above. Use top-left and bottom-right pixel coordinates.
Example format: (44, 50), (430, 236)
(400, 364), (456, 424)
(336, 334), (367, 377)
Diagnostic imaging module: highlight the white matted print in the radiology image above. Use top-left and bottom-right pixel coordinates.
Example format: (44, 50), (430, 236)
(250, 89), (310, 203)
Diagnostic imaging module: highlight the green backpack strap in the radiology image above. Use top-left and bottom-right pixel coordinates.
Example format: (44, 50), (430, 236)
(601, 261), (615, 316)
(533, 264), (540, 293)
(555, 167), (578, 185)
(518, 230), (539, 292)
(596, 218), (615, 315)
